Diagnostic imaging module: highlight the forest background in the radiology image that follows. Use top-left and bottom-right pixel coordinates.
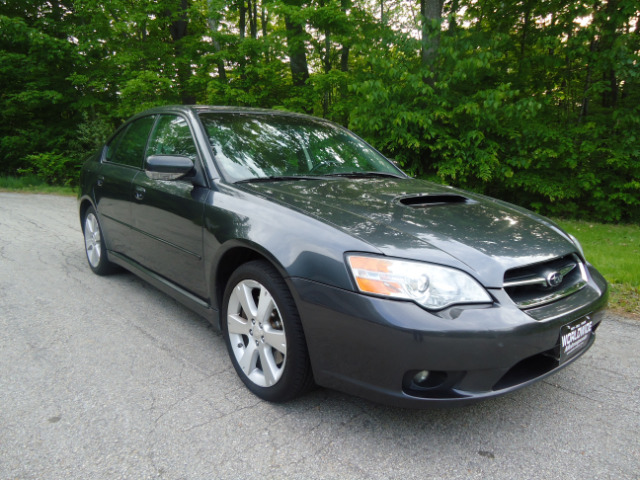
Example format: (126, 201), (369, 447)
(1, 0), (639, 223)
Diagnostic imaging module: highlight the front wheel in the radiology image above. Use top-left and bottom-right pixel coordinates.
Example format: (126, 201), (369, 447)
(221, 260), (314, 402)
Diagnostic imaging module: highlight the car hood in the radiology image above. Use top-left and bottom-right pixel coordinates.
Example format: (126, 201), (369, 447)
(239, 177), (576, 287)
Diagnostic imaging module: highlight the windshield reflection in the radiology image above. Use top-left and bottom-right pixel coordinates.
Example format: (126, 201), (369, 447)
(198, 113), (401, 182)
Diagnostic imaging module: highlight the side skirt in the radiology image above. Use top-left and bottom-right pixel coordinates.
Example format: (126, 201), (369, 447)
(109, 250), (220, 329)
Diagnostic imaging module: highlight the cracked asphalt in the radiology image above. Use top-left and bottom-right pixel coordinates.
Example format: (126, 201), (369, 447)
(1, 192), (639, 479)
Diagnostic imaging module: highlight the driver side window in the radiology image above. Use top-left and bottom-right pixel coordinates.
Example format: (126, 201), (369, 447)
(147, 115), (198, 160)
(105, 115), (156, 168)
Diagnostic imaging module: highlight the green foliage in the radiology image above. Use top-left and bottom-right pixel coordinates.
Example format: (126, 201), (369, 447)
(117, 71), (179, 118)
(18, 153), (81, 187)
(72, 112), (116, 153)
(1, 0), (638, 222)
(0, 11), (80, 175)
(342, 3), (640, 222)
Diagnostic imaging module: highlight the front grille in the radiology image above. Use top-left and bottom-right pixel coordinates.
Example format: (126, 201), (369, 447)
(503, 254), (588, 309)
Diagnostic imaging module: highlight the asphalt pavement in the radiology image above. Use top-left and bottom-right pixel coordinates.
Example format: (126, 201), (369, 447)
(1, 192), (638, 479)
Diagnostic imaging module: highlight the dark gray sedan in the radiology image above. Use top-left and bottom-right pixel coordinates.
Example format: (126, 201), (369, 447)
(78, 105), (608, 407)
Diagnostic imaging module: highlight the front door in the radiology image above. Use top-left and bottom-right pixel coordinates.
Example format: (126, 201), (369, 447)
(129, 114), (208, 299)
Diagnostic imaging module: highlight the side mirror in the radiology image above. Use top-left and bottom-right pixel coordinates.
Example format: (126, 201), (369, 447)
(145, 155), (194, 181)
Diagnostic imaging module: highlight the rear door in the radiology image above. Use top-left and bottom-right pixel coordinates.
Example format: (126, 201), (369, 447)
(94, 115), (156, 257)
(129, 114), (208, 298)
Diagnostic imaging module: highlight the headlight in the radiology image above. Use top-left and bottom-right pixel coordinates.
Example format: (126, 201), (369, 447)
(568, 233), (585, 259)
(346, 255), (492, 310)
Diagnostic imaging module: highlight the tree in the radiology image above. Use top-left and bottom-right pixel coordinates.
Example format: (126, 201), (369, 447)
(0, 3), (80, 177)
(282, 0), (310, 87)
(168, 0), (196, 104)
(0, 0), (638, 221)
(419, 0), (443, 69)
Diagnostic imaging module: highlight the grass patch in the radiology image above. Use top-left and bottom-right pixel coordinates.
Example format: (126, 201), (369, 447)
(0, 175), (76, 196)
(557, 219), (640, 319)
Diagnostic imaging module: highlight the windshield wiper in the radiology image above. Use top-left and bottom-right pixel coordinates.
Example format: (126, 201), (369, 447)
(321, 171), (405, 179)
(235, 175), (322, 184)
(236, 172), (405, 184)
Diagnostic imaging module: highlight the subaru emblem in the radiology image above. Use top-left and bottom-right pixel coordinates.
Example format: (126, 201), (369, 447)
(547, 271), (563, 287)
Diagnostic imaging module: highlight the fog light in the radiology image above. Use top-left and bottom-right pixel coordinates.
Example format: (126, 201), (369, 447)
(413, 370), (430, 384)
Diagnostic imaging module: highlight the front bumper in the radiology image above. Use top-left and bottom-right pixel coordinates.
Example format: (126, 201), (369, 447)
(289, 266), (608, 407)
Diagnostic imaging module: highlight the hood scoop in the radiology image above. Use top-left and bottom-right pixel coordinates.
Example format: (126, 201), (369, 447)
(398, 194), (471, 208)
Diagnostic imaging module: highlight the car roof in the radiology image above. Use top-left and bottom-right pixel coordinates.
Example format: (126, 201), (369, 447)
(138, 105), (319, 121)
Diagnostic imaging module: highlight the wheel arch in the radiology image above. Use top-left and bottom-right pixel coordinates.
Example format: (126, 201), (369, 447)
(211, 240), (291, 328)
(78, 197), (96, 231)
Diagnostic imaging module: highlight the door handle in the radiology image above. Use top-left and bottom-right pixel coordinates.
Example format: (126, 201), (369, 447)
(134, 186), (146, 200)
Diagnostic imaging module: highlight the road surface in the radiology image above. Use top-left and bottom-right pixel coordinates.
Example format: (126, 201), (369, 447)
(1, 193), (638, 479)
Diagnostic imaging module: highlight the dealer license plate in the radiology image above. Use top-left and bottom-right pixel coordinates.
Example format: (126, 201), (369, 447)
(559, 316), (593, 363)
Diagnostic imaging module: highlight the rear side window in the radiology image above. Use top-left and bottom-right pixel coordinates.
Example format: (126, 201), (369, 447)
(105, 127), (128, 163)
(147, 115), (198, 160)
(106, 115), (156, 168)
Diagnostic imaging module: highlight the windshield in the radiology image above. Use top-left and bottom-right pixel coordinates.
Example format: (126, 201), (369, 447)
(198, 113), (403, 182)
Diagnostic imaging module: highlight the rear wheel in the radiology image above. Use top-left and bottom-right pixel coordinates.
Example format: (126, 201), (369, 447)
(221, 260), (314, 402)
(83, 207), (116, 275)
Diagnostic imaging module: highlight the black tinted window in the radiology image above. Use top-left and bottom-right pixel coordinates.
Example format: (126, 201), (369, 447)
(147, 115), (198, 160)
(108, 115), (155, 168)
(105, 127), (128, 163)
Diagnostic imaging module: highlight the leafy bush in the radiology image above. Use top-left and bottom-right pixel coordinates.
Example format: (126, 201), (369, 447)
(19, 153), (81, 187)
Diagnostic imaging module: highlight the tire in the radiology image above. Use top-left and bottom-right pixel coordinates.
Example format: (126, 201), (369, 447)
(83, 206), (117, 276)
(221, 260), (314, 402)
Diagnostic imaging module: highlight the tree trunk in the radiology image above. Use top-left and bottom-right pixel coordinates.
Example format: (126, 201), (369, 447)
(238, 0), (247, 78)
(447, 0), (459, 32)
(321, 0), (331, 117)
(169, 0), (196, 104)
(320, 0), (331, 74)
(598, 0), (620, 109)
(517, 2), (532, 79)
(283, 1), (309, 87)
(247, 0), (257, 39)
(261, 1), (268, 38)
(579, 39), (596, 123)
(520, 5), (531, 61)
(261, 1), (270, 62)
(239, 0), (246, 40)
(420, 0), (444, 69)
(207, 0), (227, 83)
(340, 0), (351, 72)
(252, 0), (258, 39)
(603, 70), (618, 108)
